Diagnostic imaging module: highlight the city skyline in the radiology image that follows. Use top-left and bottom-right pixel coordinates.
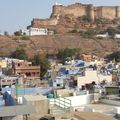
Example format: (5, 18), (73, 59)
(1, 0), (120, 34)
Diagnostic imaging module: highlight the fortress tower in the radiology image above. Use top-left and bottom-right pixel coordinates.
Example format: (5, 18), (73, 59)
(87, 4), (95, 22)
(31, 3), (120, 29)
(116, 6), (120, 18)
(51, 3), (63, 18)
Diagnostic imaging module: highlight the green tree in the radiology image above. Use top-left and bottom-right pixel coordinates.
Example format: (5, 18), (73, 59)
(32, 54), (50, 78)
(106, 27), (117, 38)
(106, 51), (120, 62)
(32, 54), (41, 65)
(10, 48), (28, 60)
(21, 35), (30, 40)
(82, 15), (92, 22)
(69, 29), (77, 33)
(57, 48), (79, 64)
(4, 31), (9, 36)
(81, 28), (97, 38)
(14, 30), (22, 36)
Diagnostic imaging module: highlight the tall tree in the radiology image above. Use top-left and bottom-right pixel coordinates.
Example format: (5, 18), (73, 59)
(10, 48), (28, 60)
(106, 51), (120, 62)
(32, 54), (50, 78)
(57, 48), (79, 64)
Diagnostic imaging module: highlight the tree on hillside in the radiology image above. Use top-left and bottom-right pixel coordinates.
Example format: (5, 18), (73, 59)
(10, 48), (28, 60)
(81, 28), (97, 38)
(106, 27), (117, 38)
(4, 31), (9, 36)
(32, 54), (50, 78)
(57, 48), (79, 64)
(14, 30), (22, 36)
(106, 51), (120, 62)
(32, 54), (41, 66)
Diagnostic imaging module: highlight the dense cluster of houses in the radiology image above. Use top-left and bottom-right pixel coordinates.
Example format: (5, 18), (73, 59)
(46, 54), (120, 90)
(0, 54), (120, 120)
(0, 58), (40, 86)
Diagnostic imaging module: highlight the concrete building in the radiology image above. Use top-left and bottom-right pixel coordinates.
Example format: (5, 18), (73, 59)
(114, 34), (120, 39)
(0, 105), (35, 120)
(12, 60), (40, 78)
(76, 69), (112, 88)
(52, 76), (67, 88)
(0, 59), (7, 68)
(0, 91), (35, 120)
(81, 54), (92, 62)
(23, 94), (49, 116)
(22, 27), (48, 36)
(96, 33), (109, 38)
(22, 27), (55, 36)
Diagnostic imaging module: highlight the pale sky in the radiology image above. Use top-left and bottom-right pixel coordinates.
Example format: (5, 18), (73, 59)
(0, 0), (120, 34)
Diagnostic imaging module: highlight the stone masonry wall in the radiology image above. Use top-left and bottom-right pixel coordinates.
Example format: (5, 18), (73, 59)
(32, 18), (58, 27)
(31, 3), (120, 27)
(51, 3), (120, 20)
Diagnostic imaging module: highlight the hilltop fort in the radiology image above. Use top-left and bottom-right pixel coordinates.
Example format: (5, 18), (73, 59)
(31, 2), (120, 28)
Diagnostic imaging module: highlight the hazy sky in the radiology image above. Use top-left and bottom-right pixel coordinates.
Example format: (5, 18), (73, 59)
(1, 0), (120, 34)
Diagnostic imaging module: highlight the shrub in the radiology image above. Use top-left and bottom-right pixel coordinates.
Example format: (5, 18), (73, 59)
(106, 51), (120, 62)
(14, 31), (22, 36)
(10, 48), (28, 60)
(81, 29), (97, 38)
(69, 29), (77, 33)
(21, 36), (30, 40)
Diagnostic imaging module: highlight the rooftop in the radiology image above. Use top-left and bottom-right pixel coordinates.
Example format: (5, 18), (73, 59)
(23, 94), (47, 101)
(0, 105), (35, 117)
(74, 111), (117, 120)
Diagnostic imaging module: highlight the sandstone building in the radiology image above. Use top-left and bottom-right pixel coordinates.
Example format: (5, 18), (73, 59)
(31, 2), (120, 28)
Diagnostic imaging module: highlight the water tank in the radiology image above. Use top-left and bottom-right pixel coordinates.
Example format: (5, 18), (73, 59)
(47, 94), (54, 99)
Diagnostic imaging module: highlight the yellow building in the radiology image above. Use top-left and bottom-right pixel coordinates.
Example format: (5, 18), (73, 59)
(0, 60), (7, 68)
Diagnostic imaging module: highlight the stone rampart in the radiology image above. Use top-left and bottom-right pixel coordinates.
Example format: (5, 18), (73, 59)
(31, 3), (120, 27)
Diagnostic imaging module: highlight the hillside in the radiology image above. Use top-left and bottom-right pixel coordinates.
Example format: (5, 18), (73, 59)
(0, 34), (119, 58)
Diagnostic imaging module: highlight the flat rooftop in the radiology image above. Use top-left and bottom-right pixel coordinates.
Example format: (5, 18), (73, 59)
(74, 111), (117, 120)
(86, 103), (116, 112)
(23, 94), (47, 101)
(0, 105), (35, 117)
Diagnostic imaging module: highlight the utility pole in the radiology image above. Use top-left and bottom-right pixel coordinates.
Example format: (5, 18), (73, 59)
(0, 77), (2, 90)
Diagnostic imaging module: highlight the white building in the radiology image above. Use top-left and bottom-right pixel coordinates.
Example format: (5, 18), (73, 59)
(22, 27), (48, 36)
(114, 34), (120, 39)
(96, 32), (109, 38)
(53, 76), (65, 88)
(77, 69), (112, 88)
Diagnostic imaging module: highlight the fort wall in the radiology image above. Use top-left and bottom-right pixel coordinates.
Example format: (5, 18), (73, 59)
(51, 3), (120, 21)
(51, 3), (87, 18)
(101, 7), (116, 19)
(31, 3), (120, 27)
(32, 18), (58, 27)
(116, 6), (120, 18)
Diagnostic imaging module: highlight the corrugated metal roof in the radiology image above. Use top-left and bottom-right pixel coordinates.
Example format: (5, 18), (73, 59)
(0, 105), (36, 117)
